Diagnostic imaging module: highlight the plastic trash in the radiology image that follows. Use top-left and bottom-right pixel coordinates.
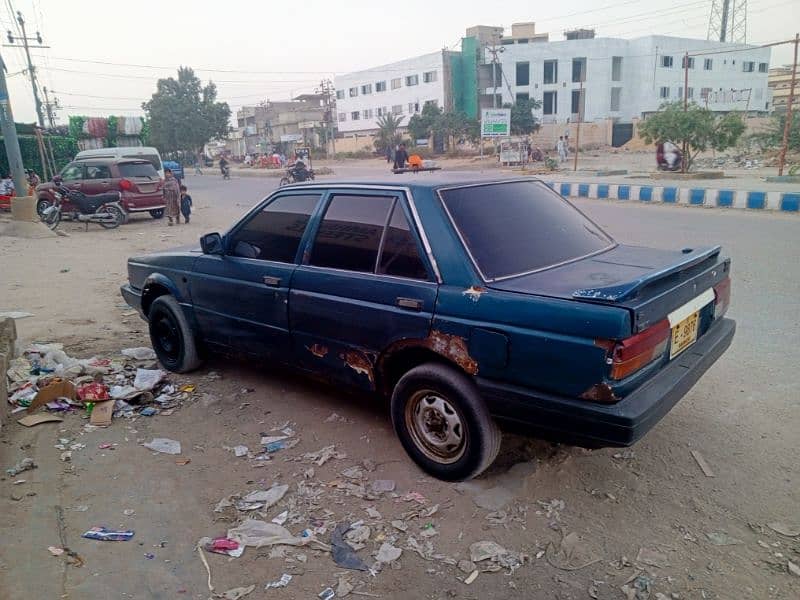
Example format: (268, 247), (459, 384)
(233, 445), (249, 457)
(140, 407), (158, 417)
(82, 527), (135, 541)
(241, 484), (289, 509)
(143, 438), (181, 455)
(331, 523), (370, 571)
(133, 368), (166, 391)
(375, 542), (402, 564)
(265, 574), (292, 589)
(201, 536), (244, 558)
(227, 519), (329, 551)
(6, 457), (36, 476)
(318, 588), (335, 600)
(121, 347), (156, 361)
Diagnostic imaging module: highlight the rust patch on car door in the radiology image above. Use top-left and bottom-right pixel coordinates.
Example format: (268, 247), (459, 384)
(307, 343), (329, 358)
(341, 349), (376, 384)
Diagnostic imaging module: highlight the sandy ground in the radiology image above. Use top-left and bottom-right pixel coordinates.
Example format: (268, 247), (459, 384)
(0, 166), (798, 600)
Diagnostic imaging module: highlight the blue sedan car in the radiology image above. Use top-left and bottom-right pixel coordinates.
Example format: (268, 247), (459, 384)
(121, 177), (735, 480)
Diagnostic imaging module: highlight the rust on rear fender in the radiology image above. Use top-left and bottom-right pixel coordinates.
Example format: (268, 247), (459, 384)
(379, 330), (479, 385)
(342, 349), (376, 384)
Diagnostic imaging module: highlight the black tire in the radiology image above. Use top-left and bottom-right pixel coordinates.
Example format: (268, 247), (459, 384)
(147, 295), (202, 373)
(391, 363), (502, 481)
(42, 207), (61, 230)
(149, 208), (164, 219)
(279, 177), (290, 187)
(98, 205), (125, 229)
(36, 197), (52, 217)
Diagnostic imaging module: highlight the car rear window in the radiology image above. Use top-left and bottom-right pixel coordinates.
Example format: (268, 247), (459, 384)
(440, 181), (614, 281)
(122, 154), (162, 171)
(118, 162), (159, 179)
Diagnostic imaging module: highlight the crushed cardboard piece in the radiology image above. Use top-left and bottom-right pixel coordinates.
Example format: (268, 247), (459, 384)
(27, 380), (77, 413)
(18, 414), (64, 427)
(90, 400), (114, 426)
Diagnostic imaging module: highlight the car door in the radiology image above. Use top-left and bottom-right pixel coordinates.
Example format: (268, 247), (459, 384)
(59, 162), (85, 191)
(82, 163), (113, 195)
(290, 189), (438, 390)
(189, 191), (322, 359)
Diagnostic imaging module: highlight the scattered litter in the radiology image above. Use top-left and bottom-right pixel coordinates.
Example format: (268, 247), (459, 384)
(133, 368), (166, 391)
(473, 486), (513, 511)
(143, 438), (181, 455)
(788, 560), (800, 577)
(458, 559), (476, 573)
(401, 491), (426, 504)
(265, 574), (292, 589)
(227, 519), (329, 552)
(77, 382), (110, 402)
(318, 587), (335, 600)
(17, 414), (63, 427)
(90, 399), (114, 426)
(767, 522), (800, 537)
(690, 450), (715, 477)
(260, 435), (288, 445)
(180, 384), (196, 393)
(144, 553), (155, 560)
(302, 445), (344, 466)
(240, 484), (289, 510)
(139, 407), (158, 417)
(121, 347), (156, 361)
(72, 505), (89, 512)
(470, 541), (508, 563)
(705, 531), (743, 546)
(0, 310), (33, 319)
(366, 507), (382, 519)
(272, 511), (289, 526)
(48, 546), (65, 556)
(464, 570), (479, 585)
(345, 524), (371, 548)
(325, 412), (350, 423)
(331, 523), (370, 571)
(201, 537), (244, 558)
(636, 547), (668, 568)
(82, 527), (135, 541)
(175, 459), (191, 466)
(375, 542), (402, 564)
(621, 574), (652, 600)
(420, 525), (438, 539)
(233, 445), (249, 457)
(123, 509), (135, 516)
(6, 458), (36, 476)
(371, 480), (396, 494)
(221, 585), (255, 600)
(391, 520), (408, 532)
(337, 576), (354, 597)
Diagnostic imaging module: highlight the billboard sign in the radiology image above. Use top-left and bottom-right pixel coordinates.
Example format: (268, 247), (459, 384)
(481, 108), (511, 137)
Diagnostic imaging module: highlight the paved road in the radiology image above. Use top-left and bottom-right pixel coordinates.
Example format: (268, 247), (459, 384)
(1, 168), (797, 599)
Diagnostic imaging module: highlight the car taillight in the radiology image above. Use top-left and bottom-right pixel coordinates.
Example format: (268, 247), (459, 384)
(119, 178), (133, 191)
(713, 277), (731, 320)
(598, 319), (671, 381)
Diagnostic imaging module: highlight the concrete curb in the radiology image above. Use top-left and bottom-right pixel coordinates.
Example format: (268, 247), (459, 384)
(546, 181), (800, 212)
(0, 317), (18, 431)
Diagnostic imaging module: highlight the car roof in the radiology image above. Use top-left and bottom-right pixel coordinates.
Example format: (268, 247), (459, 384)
(74, 158), (154, 165)
(286, 174), (544, 195)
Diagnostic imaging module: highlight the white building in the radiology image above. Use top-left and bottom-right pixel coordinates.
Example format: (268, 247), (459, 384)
(491, 33), (772, 124)
(334, 51), (451, 136)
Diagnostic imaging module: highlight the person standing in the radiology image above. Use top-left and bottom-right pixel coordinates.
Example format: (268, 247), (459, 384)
(180, 184), (193, 224)
(164, 168), (181, 225)
(556, 136), (567, 163)
(26, 169), (40, 196)
(195, 152), (204, 175)
(393, 143), (409, 170)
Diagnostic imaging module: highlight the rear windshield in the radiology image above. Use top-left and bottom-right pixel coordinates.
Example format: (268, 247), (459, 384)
(118, 162), (159, 179)
(440, 181), (614, 281)
(122, 154), (162, 171)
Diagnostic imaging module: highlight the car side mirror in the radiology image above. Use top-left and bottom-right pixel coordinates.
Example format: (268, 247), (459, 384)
(200, 232), (224, 255)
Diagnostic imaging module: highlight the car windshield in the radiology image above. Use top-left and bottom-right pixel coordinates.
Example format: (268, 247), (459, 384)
(440, 180), (614, 281)
(118, 162), (158, 178)
(122, 154), (162, 171)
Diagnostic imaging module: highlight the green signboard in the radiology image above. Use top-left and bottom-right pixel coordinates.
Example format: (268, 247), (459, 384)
(481, 108), (511, 138)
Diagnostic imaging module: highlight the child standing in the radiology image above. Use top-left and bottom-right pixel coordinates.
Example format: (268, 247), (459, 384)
(180, 185), (193, 224)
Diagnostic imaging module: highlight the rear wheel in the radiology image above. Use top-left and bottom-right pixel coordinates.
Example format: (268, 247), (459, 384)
(147, 295), (202, 373)
(279, 177), (290, 187)
(149, 208), (164, 219)
(98, 205), (124, 229)
(391, 363), (502, 481)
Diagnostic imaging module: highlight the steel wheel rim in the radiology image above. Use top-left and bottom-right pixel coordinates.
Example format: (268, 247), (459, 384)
(405, 389), (466, 464)
(153, 312), (181, 362)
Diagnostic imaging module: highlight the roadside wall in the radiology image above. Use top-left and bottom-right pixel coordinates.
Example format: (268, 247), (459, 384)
(335, 135), (377, 154)
(0, 317), (17, 430)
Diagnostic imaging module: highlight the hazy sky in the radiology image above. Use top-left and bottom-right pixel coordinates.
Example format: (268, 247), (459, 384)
(1, 0), (796, 123)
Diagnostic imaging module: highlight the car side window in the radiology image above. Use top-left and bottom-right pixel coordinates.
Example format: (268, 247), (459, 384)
(86, 165), (111, 179)
(61, 164), (84, 181)
(378, 203), (429, 280)
(309, 194), (394, 273)
(228, 194), (320, 262)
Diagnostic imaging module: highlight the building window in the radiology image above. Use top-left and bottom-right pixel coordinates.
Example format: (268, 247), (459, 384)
(349, 87), (358, 97)
(363, 109), (373, 119)
(610, 87), (621, 111)
(758, 62), (768, 73)
(407, 102), (419, 114)
(391, 78), (402, 90)
(682, 56), (695, 69)
(661, 55), (673, 68)
(677, 87), (683, 99)
(572, 57), (586, 82)
(392, 104), (403, 115)
(700, 87), (712, 100)
(515, 61), (530, 86)
(612, 56), (623, 82)
(376, 107), (385, 117)
(336, 90), (345, 100)
(659, 86), (670, 99)
(423, 71), (437, 83)
(405, 74), (419, 86)
(704, 58), (713, 70)
(376, 81), (387, 92)
(338, 112), (347, 122)
(543, 60), (558, 84)
(361, 83), (372, 95)
(423, 99), (438, 108)
(687, 87), (694, 99)
(351, 111), (360, 120)
(742, 61), (755, 72)
(571, 89), (585, 116)
(543, 91), (557, 115)
(516, 92), (529, 102)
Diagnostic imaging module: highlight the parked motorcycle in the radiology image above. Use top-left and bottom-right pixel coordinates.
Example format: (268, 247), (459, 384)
(40, 181), (125, 231)
(279, 162), (315, 187)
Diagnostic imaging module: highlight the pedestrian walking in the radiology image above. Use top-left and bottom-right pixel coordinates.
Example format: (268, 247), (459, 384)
(180, 184), (193, 224)
(195, 152), (204, 175)
(393, 143), (409, 170)
(556, 136), (567, 163)
(164, 168), (181, 225)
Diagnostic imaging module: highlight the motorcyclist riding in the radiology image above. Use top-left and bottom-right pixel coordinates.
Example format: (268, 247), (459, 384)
(219, 156), (230, 179)
(289, 159), (310, 182)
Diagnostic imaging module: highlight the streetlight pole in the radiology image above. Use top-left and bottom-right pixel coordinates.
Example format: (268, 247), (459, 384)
(0, 53), (27, 195)
(778, 33), (799, 177)
(5, 11), (48, 128)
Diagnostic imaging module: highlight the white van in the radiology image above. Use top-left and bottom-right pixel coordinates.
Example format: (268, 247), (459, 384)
(75, 146), (164, 179)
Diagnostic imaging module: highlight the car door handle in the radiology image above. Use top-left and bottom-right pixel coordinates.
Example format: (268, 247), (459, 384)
(396, 297), (423, 311)
(262, 275), (282, 287)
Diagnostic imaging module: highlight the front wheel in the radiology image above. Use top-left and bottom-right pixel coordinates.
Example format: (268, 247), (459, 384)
(36, 198), (52, 217)
(147, 295), (202, 373)
(391, 363), (502, 481)
(98, 205), (125, 229)
(41, 207), (61, 230)
(279, 177), (290, 187)
(149, 208), (164, 219)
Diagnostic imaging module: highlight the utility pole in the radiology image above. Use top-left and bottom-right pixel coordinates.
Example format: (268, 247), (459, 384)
(316, 78), (336, 157)
(5, 10), (49, 128)
(778, 33), (799, 177)
(487, 39), (505, 109)
(0, 53), (27, 196)
(573, 62), (585, 172)
(682, 51), (690, 173)
(42, 85), (58, 128)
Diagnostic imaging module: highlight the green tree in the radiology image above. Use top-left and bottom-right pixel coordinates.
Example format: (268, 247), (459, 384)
(142, 67), (231, 155)
(504, 98), (542, 135)
(373, 113), (404, 152)
(750, 112), (799, 152)
(638, 102), (745, 171)
(407, 102), (443, 142)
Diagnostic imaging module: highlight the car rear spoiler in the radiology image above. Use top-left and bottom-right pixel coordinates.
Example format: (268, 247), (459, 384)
(572, 246), (722, 302)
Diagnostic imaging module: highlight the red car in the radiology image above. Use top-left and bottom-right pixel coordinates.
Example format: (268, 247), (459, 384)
(36, 158), (166, 219)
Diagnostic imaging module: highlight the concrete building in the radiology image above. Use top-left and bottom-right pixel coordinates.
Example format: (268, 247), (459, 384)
(231, 96), (326, 156)
(768, 66), (795, 112)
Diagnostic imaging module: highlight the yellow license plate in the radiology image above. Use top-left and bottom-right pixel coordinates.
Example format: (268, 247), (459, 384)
(670, 310), (700, 359)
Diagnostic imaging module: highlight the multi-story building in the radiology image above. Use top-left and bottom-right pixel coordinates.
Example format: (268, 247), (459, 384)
(232, 96), (326, 155)
(768, 66), (795, 112)
(333, 23), (772, 141)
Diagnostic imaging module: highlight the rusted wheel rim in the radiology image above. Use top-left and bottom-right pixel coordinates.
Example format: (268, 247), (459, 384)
(405, 389), (466, 464)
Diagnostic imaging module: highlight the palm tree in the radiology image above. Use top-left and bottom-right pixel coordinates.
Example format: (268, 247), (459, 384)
(374, 113), (404, 153)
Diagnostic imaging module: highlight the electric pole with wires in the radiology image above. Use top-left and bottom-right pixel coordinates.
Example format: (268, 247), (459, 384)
(42, 85), (58, 127)
(5, 10), (49, 128)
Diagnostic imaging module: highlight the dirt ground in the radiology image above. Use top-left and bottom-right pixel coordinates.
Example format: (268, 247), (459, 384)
(0, 167), (798, 600)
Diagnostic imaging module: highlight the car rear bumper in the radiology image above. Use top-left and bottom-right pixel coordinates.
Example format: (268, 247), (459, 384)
(121, 192), (165, 212)
(120, 284), (145, 317)
(478, 317), (736, 447)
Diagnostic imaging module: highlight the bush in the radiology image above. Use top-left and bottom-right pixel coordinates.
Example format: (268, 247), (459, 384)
(0, 134), (78, 177)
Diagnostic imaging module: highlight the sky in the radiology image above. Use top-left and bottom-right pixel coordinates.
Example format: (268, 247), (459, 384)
(1, 0), (797, 124)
